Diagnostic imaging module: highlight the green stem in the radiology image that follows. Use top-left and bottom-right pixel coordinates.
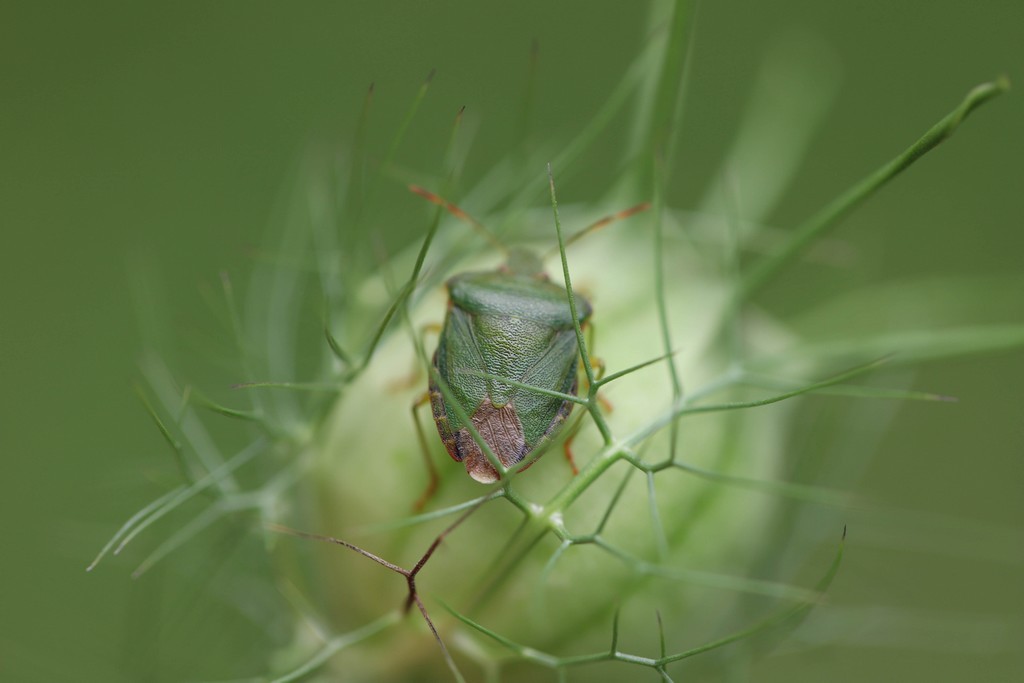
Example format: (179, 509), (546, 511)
(547, 164), (614, 446)
(643, 0), (692, 180)
(734, 77), (1008, 307)
(652, 156), (683, 465)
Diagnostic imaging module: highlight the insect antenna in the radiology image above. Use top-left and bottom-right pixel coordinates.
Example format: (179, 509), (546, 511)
(408, 184), (506, 253)
(546, 201), (651, 257)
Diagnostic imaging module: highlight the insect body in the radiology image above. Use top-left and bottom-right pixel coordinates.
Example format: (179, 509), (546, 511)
(429, 248), (590, 483)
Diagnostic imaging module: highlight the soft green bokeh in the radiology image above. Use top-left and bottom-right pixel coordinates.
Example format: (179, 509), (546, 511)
(3, 1), (1022, 681)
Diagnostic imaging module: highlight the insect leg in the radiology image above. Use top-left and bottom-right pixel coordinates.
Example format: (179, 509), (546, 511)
(584, 321), (614, 412)
(411, 391), (441, 511)
(558, 321), (617, 474)
(387, 323), (443, 392)
(562, 430), (580, 475)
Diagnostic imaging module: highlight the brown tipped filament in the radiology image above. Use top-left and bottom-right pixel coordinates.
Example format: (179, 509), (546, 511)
(561, 201), (652, 251)
(408, 184), (505, 251)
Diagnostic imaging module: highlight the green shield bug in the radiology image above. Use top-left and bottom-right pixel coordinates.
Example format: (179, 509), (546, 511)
(410, 185), (648, 500)
(430, 246), (591, 484)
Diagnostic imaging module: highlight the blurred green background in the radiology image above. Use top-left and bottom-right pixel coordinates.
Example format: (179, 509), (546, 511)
(2, 1), (1022, 681)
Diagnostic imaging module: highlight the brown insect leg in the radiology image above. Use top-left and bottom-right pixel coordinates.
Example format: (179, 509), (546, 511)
(387, 323), (443, 392)
(411, 390), (440, 511)
(586, 323), (614, 413)
(562, 431), (580, 476)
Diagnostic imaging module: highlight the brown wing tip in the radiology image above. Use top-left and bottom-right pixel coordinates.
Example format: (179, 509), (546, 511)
(465, 453), (500, 483)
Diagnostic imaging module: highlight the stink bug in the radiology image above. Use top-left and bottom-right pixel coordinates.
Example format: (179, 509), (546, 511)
(429, 246), (592, 484)
(410, 184), (648, 501)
